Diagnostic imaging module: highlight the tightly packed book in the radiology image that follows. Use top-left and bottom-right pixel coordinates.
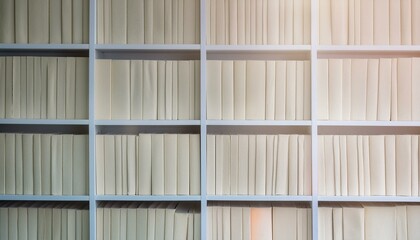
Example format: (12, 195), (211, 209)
(207, 60), (311, 120)
(0, 0), (89, 44)
(0, 202), (89, 240)
(207, 203), (312, 240)
(319, 0), (420, 45)
(318, 58), (420, 121)
(97, 0), (199, 44)
(0, 56), (89, 120)
(0, 133), (89, 196)
(319, 204), (420, 240)
(206, 0), (310, 45)
(319, 135), (420, 196)
(96, 134), (200, 195)
(207, 134), (311, 195)
(96, 202), (200, 240)
(96, 60), (200, 120)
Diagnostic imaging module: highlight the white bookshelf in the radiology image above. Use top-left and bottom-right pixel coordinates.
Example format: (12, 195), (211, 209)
(1, 0), (420, 239)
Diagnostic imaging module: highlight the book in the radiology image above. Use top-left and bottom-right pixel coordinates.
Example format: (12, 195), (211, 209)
(178, 134), (190, 195)
(324, 136), (334, 195)
(75, 58), (88, 119)
(246, 61), (266, 119)
(127, 0), (143, 43)
(339, 136), (348, 196)
(248, 135), (256, 195)
(319, 0), (332, 44)
(343, 207), (364, 240)
(231, 206), (243, 240)
(65, 58), (76, 119)
(41, 134), (51, 195)
(276, 135), (289, 195)
(266, 61), (276, 120)
(365, 206), (396, 240)
(73, 135), (88, 195)
(207, 61), (222, 119)
(397, 58), (412, 120)
(329, 59), (343, 120)
(347, 136), (358, 195)
(143, 61), (158, 119)
(165, 61), (173, 119)
(385, 135), (396, 195)
(138, 134), (152, 195)
(373, 0), (389, 44)
(274, 207), (297, 240)
(5, 58), (13, 118)
(251, 206), (272, 240)
(401, 0), (412, 44)
(255, 135), (267, 195)
(294, 0), (304, 44)
(369, 136), (386, 195)
(413, 1), (420, 44)
(33, 135), (42, 195)
(111, 61), (130, 119)
(377, 59), (392, 120)
(412, 58), (420, 120)
(12, 57), (21, 118)
(222, 61), (234, 120)
(234, 61), (246, 119)
(238, 135), (249, 195)
(15, 135), (23, 194)
(412, 136), (419, 196)
(333, 136), (341, 195)
(207, 135), (216, 195)
(366, 59), (379, 120)
(189, 134), (200, 195)
(396, 135), (411, 196)
(286, 61), (297, 120)
(318, 59), (329, 120)
(157, 61), (166, 120)
(396, 206), (407, 239)
(151, 134), (165, 195)
(104, 135), (115, 195)
(0, 0), (14, 43)
(28, 0), (48, 43)
(360, 0), (374, 44)
(222, 135), (231, 195)
(96, 135), (105, 195)
(332, 208), (343, 240)
(0, 135), (5, 194)
(331, 0), (348, 44)
(51, 135), (63, 195)
(178, 61), (190, 119)
(407, 206), (420, 239)
(284, 0), (293, 44)
(389, 0), (401, 45)
(351, 59), (367, 120)
(265, 135), (274, 195)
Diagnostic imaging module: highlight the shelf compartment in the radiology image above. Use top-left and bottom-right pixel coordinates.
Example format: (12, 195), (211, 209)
(207, 45), (310, 60)
(0, 123), (89, 134)
(96, 195), (201, 202)
(318, 45), (420, 59)
(207, 123), (311, 135)
(318, 125), (420, 135)
(207, 195), (312, 202)
(0, 44), (89, 57)
(0, 195), (89, 201)
(96, 122), (200, 134)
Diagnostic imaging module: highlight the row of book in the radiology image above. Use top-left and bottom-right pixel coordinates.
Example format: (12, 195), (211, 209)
(0, 56), (89, 120)
(207, 60), (311, 120)
(0, 0), (89, 44)
(319, 0), (420, 45)
(319, 135), (420, 197)
(208, 203), (312, 240)
(96, 60), (200, 120)
(319, 204), (420, 240)
(97, 0), (199, 44)
(0, 202), (89, 240)
(207, 134), (311, 196)
(318, 58), (420, 121)
(0, 134), (89, 196)
(206, 0), (311, 45)
(97, 202), (200, 240)
(96, 134), (200, 196)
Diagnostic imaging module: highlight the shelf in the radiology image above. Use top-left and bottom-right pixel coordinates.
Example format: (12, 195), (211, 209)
(317, 121), (420, 127)
(96, 122), (201, 134)
(318, 45), (420, 58)
(0, 119), (89, 125)
(318, 124), (420, 135)
(0, 195), (90, 201)
(95, 120), (200, 126)
(0, 44), (89, 57)
(207, 120), (311, 126)
(207, 121), (312, 135)
(207, 45), (311, 60)
(318, 196), (420, 203)
(207, 195), (312, 202)
(95, 195), (201, 202)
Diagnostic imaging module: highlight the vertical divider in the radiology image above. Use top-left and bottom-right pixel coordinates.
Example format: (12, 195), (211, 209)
(200, 0), (208, 239)
(311, 0), (319, 239)
(88, 0), (97, 239)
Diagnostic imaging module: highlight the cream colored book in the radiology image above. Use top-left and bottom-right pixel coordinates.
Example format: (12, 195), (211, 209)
(164, 0), (173, 43)
(110, 207), (121, 240)
(127, 0), (144, 43)
(52, 208), (61, 240)
(207, 135), (216, 195)
(174, 204), (189, 240)
(177, 0), (185, 43)
(373, 0), (389, 44)
(396, 135), (411, 196)
(273, 207), (297, 240)
(0, 0), (14, 43)
(377, 59), (392, 120)
(137, 204), (148, 240)
(366, 59), (379, 120)
(238, 135), (249, 195)
(289, 135), (298, 195)
(165, 203), (176, 240)
(251, 206), (272, 240)
(215, 0), (225, 44)
(248, 135), (256, 195)
(318, 59), (329, 120)
(365, 206), (396, 240)
(96, 135), (105, 195)
(207, 206), (213, 240)
(357, 136), (365, 195)
(114, 136), (122, 195)
(143, 61), (158, 119)
(95, 60), (111, 119)
(323, 136), (334, 195)
(331, 0), (348, 44)
(178, 134), (190, 195)
(51, 135), (63, 195)
(26, 57), (35, 118)
(222, 135), (231, 195)
(265, 135), (274, 195)
(75, 58), (88, 119)
(339, 136), (348, 196)
(194, 61), (200, 120)
(172, 0), (179, 43)
(97, 0), (104, 43)
(267, 0), (279, 44)
(14, 0), (27, 42)
(104, 135), (115, 195)
(0, 135), (4, 194)
(157, 61), (166, 119)
(4, 58), (12, 118)
(190, 135), (200, 195)
(303, 61), (311, 120)
(111, 61), (130, 119)
(255, 135), (266, 195)
(275, 61), (287, 120)
(178, 61), (190, 119)
(385, 135), (396, 195)
(354, 0), (361, 44)
(266, 61), (275, 120)
(298, 136), (305, 195)
(319, 0), (332, 44)
(12, 57), (20, 118)
(138, 134), (152, 195)
(222, 206), (231, 240)
(343, 207), (364, 240)
(151, 134), (165, 195)
(407, 206), (420, 239)
(19, 58), (26, 118)
(155, 204), (166, 240)
(246, 61), (266, 119)
(9, 207), (18, 240)
(412, 58), (420, 120)
(164, 134), (177, 195)
(234, 61), (246, 119)
(412, 1), (420, 44)
(351, 59), (367, 120)
(40, 58), (48, 118)
(33, 134), (42, 195)
(219, 61), (233, 120)
(360, 0), (374, 44)
(23, 139), (34, 195)
(332, 208), (343, 240)
(411, 136), (419, 195)
(401, 0), (412, 44)
(0, 208), (8, 239)
(164, 61), (173, 119)
(49, 0), (61, 43)
(41, 134), (51, 194)
(333, 136), (341, 195)
(144, 0), (153, 43)
(397, 58), (412, 120)
(391, 59), (398, 120)
(276, 135), (289, 195)
(72, 0), (83, 43)
(65, 58), (76, 119)
(63, 0), (74, 42)
(73, 135), (88, 195)
(28, 0), (48, 43)
(15, 135), (23, 194)
(82, 0), (89, 43)
(0, 58), (5, 117)
(231, 206), (242, 240)
(369, 136), (386, 195)
(329, 59), (343, 120)
(127, 135), (136, 195)
(237, 0), (245, 44)
(256, 0), (263, 44)
(184, 0), (196, 44)
(207, 61), (222, 119)
(293, 0), (304, 44)
(363, 136), (371, 195)
(153, 0), (165, 44)
(62, 135), (74, 195)
(130, 61), (143, 119)
(284, 0), (293, 44)
(389, 0), (401, 45)
(341, 59), (351, 120)
(286, 61), (296, 120)
(396, 206), (407, 240)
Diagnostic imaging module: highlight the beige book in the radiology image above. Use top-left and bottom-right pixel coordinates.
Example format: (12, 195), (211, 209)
(209, 0), (216, 44)
(172, 62), (178, 118)
(391, 59), (398, 120)
(255, 135), (266, 195)
(130, 61), (143, 119)
(411, 136), (418, 196)
(396, 135), (411, 196)
(165, 203), (177, 240)
(413, 1), (420, 44)
(75, 58), (88, 119)
(51, 135), (63, 195)
(95, 60), (111, 119)
(251, 206), (272, 240)
(401, 0), (412, 44)
(178, 61), (191, 119)
(103, 205), (111, 240)
(104, 135), (115, 195)
(398, 58), (412, 120)
(303, 61), (311, 120)
(222, 61), (234, 120)
(357, 136), (365, 195)
(339, 136), (348, 196)
(28, 0), (48, 43)
(363, 136), (371, 195)
(40, 58), (48, 118)
(5, 58), (13, 118)
(360, 0), (373, 44)
(333, 208), (343, 240)
(237, 0), (245, 44)
(284, 0), (293, 44)
(152, 0), (164, 44)
(164, 134), (177, 195)
(49, 0), (61, 43)
(65, 58), (76, 119)
(354, 0), (361, 44)
(111, 61), (130, 119)
(250, 0), (256, 44)
(178, 134), (190, 195)
(412, 58), (420, 120)
(238, 135), (249, 195)
(256, 0), (263, 44)
(293, 0), (304, 44)
(265, 62), (275, 120)
(0, 135), (4, 194)
(324, 136), (335, 195)
(333, 136), (341, 195)
(289, 135), (299, 195)
(52, 208), (61, 240)
(234, 61), (246, 119)
(275, 61), (287, 120)
(331, 0), (348, 44)
(407, 206), (420, 239)
(137, 204), (148, 240)
(114, 136), (122, 195)
(9, 207), (18, 240)
(222, 206), (231, 240)
(26, 57), (35, 118)
(369, 136), (386, 195)
(373, 0), (389, 44)
(276, 135), (289, 195)
(385, 136), (396, 195)
(207, 135), (216, 195)
(82, 0), (89, 43)
(329, 59), (343, 120)
(157, 61), (166, 119)
(248, 135), (256, 195)
(207, 61), (222, 119)
(286, 61), (296, 120)
(351, 59), (367, 120)
(396, 206), (408, 239)
(365, 206), (396, 240)
(33, 134), (42, 195)
(231, 206), (243, 240)
(15, 135), (23, 194)
(72, 0), (83, 43)
(19, 58), (26, 118)
(278, 0), (285, 44)
(22, 134), (34, 195)
(144, 0), (153, 43)
(152, 134), (165, 195)
(165, 61), (173, 119)
(12, 57), (21, 118)
(174, 204), (189, 240)
(97, 0), (104, 43)
(0, 0), (14, 43)
(41, 134), (51, 194)
(164, 0), (173, 43)
(96, 135), (105, 195)
(138, 134), (152, 195)
(343, 207), (364, 240)
(183, 0), (196, 44)
(193, 61), (200, 120)
(222, 135), (231, 195)
(127, 0), (143, 43)
(274, 207), (297, 240)
(207, 206), (213, 240)
(190, 135), (200, 195)
(127, 136), (136, 195)
(0, 208), (8, 239)
(110, 207), (121, 240)
(389, 0), (401, 45)
(46, 58), (58, 119)
(319, 0), (332, 44)
(63, 0), (73, 43)
(246, 61), (266, 119)
(318, 59), (329, 120)
(265, 135), (274, 195)
(377, 59), (392, 120)
(172, 0), (179, 43)
(267, 0), (280, 44)
(304, 136), (312, 195)
(73, 135), (88, 195)
(215, 0), (225, 44)
(143, 61), (158, 119)
(366, 59), (379, 120)
(0, 58), (5, 117)
(155, 204), (166, 240)
(14, 0), (27, 42)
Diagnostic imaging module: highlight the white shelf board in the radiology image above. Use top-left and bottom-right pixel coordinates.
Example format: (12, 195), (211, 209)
(207, 120), (312, 126)
(317, 121), (420, 127)
(318, 196), (420, 203)
(95, 120), (200, 126)
(207, 195), (312, 202)
(0, 195), (90, 201)
(0, 119), (89, 125)
(95, 44), (200, 51)
(95, 195), (201, 201)
(318, 45), (420, 52)
(0, 44), (89, 50)
(207, 45), (311, 52)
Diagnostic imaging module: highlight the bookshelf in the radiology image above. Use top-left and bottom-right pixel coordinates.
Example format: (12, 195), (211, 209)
(1, 0), (420, 239)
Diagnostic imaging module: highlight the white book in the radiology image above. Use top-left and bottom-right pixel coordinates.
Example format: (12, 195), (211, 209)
(293, 0), (304, 44)
(5, 58), (13, 118)
(97, 0), (104, 43)
(0, 58), (5, 117)
(255, 136), (266, 195)
(248, 135), (256, 195)
(111, 61), (130, 119)
(104, 135), (115, 195)
(289, 135), (299, 195)
(26, 57), (34, 118)
(9, 207), (18, 240)
(174, 205), (189, 240)
(153, 0), (165, 43)
(222, 135), (231, 195)
(251, 206), (272, 240)
(189, 135), (200, 195)
(329, 59), (343, 120)
(117, 136), (124, 195)
(215, 0), (225, 44)
(41, 134), (51, 194)
(72, 0), (83, 43)
(178, 61), (190, 119)
(137, 204), (148, 240)
(256, 0), (263, 44)
(228, 0), (238, 44)
(194, 62), (200, 120)
(275, 61), (287, 120)
(347, 136), (359, 195)
(234, 61), (246, 120)
(144, 0), (153, 43)
(97, 207), (104, 240)
(360, 0), (374, 44)
(331, 0), (348, 44)
(389, 0), (401, 45)
(318, 136), (326, 196)
(33, 134), (42, 195)
(222, 61), (234, 120)
(82, 0), (89, 43)
(397, 58), (412, 120)
(343, 207), (364, 240)
(266, 61), (276, 120)
(151, 134), (165, 195)
(14, 135), (23, 195)
(373, 0), (389, 44)
(319, 0), (332, 44)
(103, 0), (111, 43)
(238, 135), (249, 195)
(55, 58), (65, 119)
(276, 135), (289, 195)
(172, 62), (178, 119)
(130, 61), (143, 119)
(324, 135), (335, 195)
(165, 61), (173, 119)
(366, 59), (379, 120)
(110, 0), (127, 43)
(20, 58), (27, 118)
(110, 207), (121, 240)
(178, 134), (190, 195)
(333, 136), (341, 195)
(157, 61), (166, 119)
(103, 205), (111, 240)
(183, 0), (196, 44)
(138, 134), (152, 195)
(155, 204), (166, 240)
(354, 0), (361, 44)
(177, 0), (184, 43)
(18, 208), (28, 240)
(351, 59), (367, 120)
(0, 0), (14, 43)
(369, 136), (386, 195)
(363, 136), (371, 195)
(396, 206), (407, 240)
(273, 207), (297, 240)
(207, 135), (216, 195)
(75, 58), (88, 119)
(284, 0), (293, 44)
(413, 1), (420, 44)
(51, 135), (63, 195)
(207, 61), (222, 119)
(318, 59), (329, 120)
(45, 58), (57, 119)
(412, 136), (419, 195)
(96, 135), (105, 195)
(229, 135), (239, 195)
(238, 0), (246, 44)
(412, 58), (420, 120)
(396, 135), (412, 196)
(0, 208), (8, 239)
(13, 57), (21, 118)
(298, 136), (305, 195)
(52, 208), (61, 240)
(242, 206), (251, 240)
(246, 61), (266, 120)
(28, 208), (37, 240)
(172, 0), (179, 43)
(407, 206), (420, 239)
(377, 59), (392, 120)
(357, 136), (365, 195)
(332, 208), (343, 240)
(127, 136), (136, 195)
(120, 208), (127, 240)
(165, 203), (177, 240)
(265, 135), (274, 195)
(73, 135), (88, 195)
(49, 0), (61, 43)
(164, 0), (173, 43)
(28, 0), (48, 43)
(303, 61), (311, 120)
(365, 206), (396, 240)
(286, 61), (297, 120)
(143, 61), (158, 119)
(339, 136), (348, 196)
(165, 134), (177, 194)
(127, 0), (143, 43)
(40, 58), (48, 118)
(267, 0), (280, 44)
(401, 0), (412, 44)
(126, 207), (137, 240)
(0, 135), (5, 194)
(65, 58), (76, 119)
(391, 59), (398, 120)
(385, 136), (396, 195)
